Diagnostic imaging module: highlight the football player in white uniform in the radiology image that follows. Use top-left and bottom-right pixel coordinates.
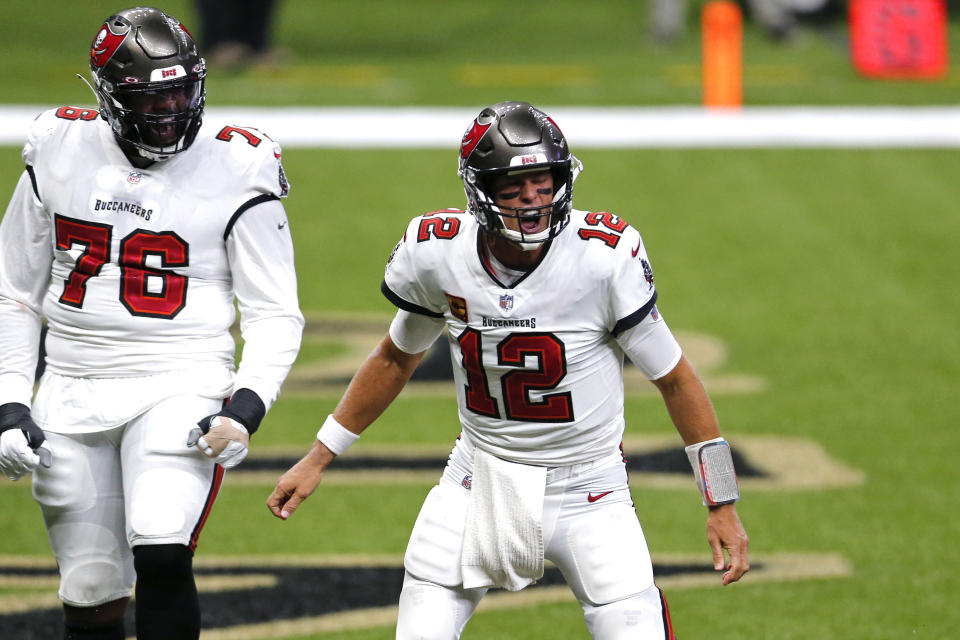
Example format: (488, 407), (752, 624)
(268, 102), (748, 639)
(0, 8), (303, 640)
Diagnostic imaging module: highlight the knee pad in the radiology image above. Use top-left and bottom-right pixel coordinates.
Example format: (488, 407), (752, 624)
(582, 587), (675, 640)
(555, 504), (654, 605)
(404, 484), (470, 587)
(60, 557), (133, 608)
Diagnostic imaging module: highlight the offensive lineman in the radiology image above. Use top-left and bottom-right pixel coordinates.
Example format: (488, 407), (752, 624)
(0, 8), (303, 639)
(268, 101), (748, 638)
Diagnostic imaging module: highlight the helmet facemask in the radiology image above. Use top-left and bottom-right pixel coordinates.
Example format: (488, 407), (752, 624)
(95, 75), (205, 160)
(462, 160), (581, 251)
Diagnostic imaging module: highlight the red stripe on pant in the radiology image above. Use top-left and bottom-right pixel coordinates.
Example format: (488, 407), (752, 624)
(189, 463), (225, 552)
(660, 587), (677, 639)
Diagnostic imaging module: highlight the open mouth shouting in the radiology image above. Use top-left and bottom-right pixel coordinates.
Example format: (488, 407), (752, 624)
(520, 213), (545, 234)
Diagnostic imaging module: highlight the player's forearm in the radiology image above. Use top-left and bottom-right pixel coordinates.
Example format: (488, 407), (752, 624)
(332, 335), (423, 435)
(653, 355), (722, 445)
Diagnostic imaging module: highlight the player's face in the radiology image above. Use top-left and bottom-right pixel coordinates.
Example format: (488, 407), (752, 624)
(123, 84), (200, 146)
(490, 170), (554, 236)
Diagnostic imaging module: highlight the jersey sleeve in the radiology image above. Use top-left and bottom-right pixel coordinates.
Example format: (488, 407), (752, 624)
(608, 225), (659, 337)
(381, 216), (446, 318)
(226, 197), (304, 410)
(0, 166), (52, 406)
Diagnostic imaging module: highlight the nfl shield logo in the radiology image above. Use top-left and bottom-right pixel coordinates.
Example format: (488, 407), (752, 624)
(499, 295), (513, 311)
(127, 171), (142, 184)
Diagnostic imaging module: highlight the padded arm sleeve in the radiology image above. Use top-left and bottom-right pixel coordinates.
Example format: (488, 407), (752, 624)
(616, 313), (682, 381)
(389, 309), (445, 354)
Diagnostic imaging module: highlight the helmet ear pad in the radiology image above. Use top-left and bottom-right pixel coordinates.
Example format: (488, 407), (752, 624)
(89, 7), (206, 160)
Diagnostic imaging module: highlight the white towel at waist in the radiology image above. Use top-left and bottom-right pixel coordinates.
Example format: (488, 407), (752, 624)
(460, 447), (547, 592)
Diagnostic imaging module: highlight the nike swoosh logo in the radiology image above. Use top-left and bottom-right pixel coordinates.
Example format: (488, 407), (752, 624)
(587, 491), (613, 503)
(277, 221), (288, 230)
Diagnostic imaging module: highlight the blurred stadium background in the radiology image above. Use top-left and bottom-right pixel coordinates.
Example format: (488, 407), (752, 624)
(1, 1), (958, 638)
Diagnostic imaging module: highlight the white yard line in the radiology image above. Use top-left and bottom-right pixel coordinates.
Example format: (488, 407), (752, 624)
(3, 105), (960, 147)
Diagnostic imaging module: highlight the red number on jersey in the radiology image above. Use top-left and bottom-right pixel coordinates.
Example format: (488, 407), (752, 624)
(417, 216), (461, 242)
(498, 333), (573, 422)
(119, 231), (189, 318)
(459, 328), (500, 418)
(55, 107), (99, 121)
(216, 126), (263, 147)
(458, 329), (573, 422)
(54, 215), (190, 319)
(55, 215), (112, 307)
(577, 211), (628, 248)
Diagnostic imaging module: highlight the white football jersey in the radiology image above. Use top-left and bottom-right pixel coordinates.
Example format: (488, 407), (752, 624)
(383, 209), (665, 466)
(0, 107), (303, 413)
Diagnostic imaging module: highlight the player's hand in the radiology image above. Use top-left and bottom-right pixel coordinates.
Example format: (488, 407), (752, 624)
(187, 415), (249, 469)
(0, 403), (53, 481)
(267, 440), (336, 520)
(706, 503), (749, 585)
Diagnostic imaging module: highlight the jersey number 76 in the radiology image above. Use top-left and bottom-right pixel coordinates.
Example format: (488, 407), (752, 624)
(55, 214), (188, 319)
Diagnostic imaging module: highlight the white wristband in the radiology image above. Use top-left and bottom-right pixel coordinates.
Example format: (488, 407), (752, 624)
(316, 414), (359, 456)
(684, 437), (740, 506)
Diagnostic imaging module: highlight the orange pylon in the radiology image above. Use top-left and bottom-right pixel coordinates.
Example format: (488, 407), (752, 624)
(702, 0), (743, 108)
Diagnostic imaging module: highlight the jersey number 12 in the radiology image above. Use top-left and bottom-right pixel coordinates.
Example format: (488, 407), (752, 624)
(458, 328), (574, 422)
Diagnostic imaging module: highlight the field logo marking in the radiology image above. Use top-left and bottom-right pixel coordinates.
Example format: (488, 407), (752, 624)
(0, 553), (851, 638)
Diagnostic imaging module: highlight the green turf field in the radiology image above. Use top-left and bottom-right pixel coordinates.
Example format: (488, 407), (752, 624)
(4, 0), (960, 107)
(2, 2), (960, 639)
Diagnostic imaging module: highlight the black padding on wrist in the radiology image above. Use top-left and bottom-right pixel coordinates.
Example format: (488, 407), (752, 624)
(222, 388), (266, 435)
(0, 402), (31, 433)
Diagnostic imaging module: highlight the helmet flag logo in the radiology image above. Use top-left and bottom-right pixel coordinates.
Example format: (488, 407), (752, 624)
(460, 119), (492, 159)
(90, 23), (127, 68)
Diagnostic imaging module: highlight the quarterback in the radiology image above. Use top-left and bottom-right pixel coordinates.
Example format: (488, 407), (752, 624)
(268, 101), (748, 638)
(0, 7), (303, 640)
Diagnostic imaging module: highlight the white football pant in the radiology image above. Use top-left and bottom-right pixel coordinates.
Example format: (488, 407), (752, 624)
(32, 394), (223, 606)
(397, 436), (675, 639)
